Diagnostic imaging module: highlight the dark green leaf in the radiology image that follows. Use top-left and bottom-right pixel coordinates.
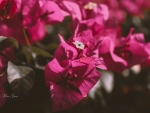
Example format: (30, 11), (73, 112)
(0, 36), (19, 49)
(7, 61), (35, 95)
(31, 47), (53, 59)
(17, 46), (33, 64)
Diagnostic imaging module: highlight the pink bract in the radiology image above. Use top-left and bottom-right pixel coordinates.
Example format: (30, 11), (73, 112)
(99, 30), (149, 72)
(0, 0), (64, 45)
(45, 57), (101, 112)
(0, 0), (17, 20)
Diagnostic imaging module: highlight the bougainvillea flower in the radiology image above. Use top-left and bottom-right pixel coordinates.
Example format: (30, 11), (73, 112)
(99, 30), (149, 73)
(45, 56), (101, 112)
(75, 3), (109, 35)
(81, 3), (109, 35)
(66, 28), (107, 69)
(94, 19), (122, 42)
(99, 0), (126, 23)
(22, 0), (64, 26)
(145, 43), (150, 59)
(0, 0), (17, 20)
(100, 0), (150, 21)
(0, 0), (64, 45)
(140, 41), (150, 68)
(55, 1), (109, 34)
(53, 34), (78, 63)
(54, 0), (83, 30)
(54, 31), (106, 69)
(45, 31), (106, 111)
(120, 0), (150, 15)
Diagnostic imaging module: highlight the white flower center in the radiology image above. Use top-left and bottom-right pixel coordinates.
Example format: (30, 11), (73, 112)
(73, 41), (85, 50)
(84, 2), (97, 10)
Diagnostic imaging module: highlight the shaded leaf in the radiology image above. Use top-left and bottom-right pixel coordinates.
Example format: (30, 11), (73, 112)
(7, 61), (35, 95)
(46, 43), (58, 52)
(0, 36), (18, 49)
(17, 46), (33, 64)
(31, 46), (53, 59)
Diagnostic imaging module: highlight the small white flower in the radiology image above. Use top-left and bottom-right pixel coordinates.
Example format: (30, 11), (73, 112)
(73, 41), (85, 50)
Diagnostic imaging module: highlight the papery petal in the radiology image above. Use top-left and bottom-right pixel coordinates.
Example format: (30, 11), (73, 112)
(21, 0), (40, 26)
(71, 60), (101, 97)
(120, 0), (140, 15)
(98, 4), (109, 21)
(145, 43), (150, 58)
(130, 33), (145, 43)
(118, 40), (149, 68)
(54, 35), (78, 62)
(49, 82), (83, 112)
(0, 14), (46, 45)
(61, 0), (82, 21)
(99, 38), (127, 72)
(0, 13), (24, 43)
(0, 0), (17, 20)
(95, 58), (107, 70)
(78, 57), (95, 66)
(45, 58), (64, 85)
(27, 19), (46, 44)
(71, 59), (89, 78)
(37, 1), (64, 24)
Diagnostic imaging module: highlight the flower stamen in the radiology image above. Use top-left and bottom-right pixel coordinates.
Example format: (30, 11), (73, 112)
(73, 41), (85, 50)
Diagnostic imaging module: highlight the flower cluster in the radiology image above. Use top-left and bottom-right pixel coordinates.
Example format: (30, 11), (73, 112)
(0, 0), (150, 112)
(45, 29), (106, 111)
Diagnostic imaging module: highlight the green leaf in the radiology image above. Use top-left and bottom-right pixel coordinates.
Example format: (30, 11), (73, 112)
(0, 36), (19, 49)
(7, 61), (35, 95)
(31, 47), (53, 59)
(17, 46), (33, 64)
(46, 43), (58, 52)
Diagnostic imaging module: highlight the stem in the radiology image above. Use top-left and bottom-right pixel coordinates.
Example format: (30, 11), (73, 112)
(0, 70), (6, 76)
(23, 28), (31, 46)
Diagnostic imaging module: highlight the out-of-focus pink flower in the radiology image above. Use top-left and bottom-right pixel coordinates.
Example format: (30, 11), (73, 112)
(120, 0), (150, 15)
(99, 30), (149, 72)
(99, 0), (126, 23)
(78, 3), (109, 35)
(100, 0), (150, 22)
(45, 32), (105, 111)
(55, 0), (109, 34)
(94, 19), (122, 43)
(145, 43), (150, 59)
(0, 0), (17, 20)
(0, 0), (64, 45)
(141, 42), (150, 68)
(54, 0), (83, 29)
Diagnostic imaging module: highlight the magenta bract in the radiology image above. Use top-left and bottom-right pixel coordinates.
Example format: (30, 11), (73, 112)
(45, 31), (105, 111)
(99, 30), (149, 72)
(0, 0), (64, 45)
(0, 0), (17, 20)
